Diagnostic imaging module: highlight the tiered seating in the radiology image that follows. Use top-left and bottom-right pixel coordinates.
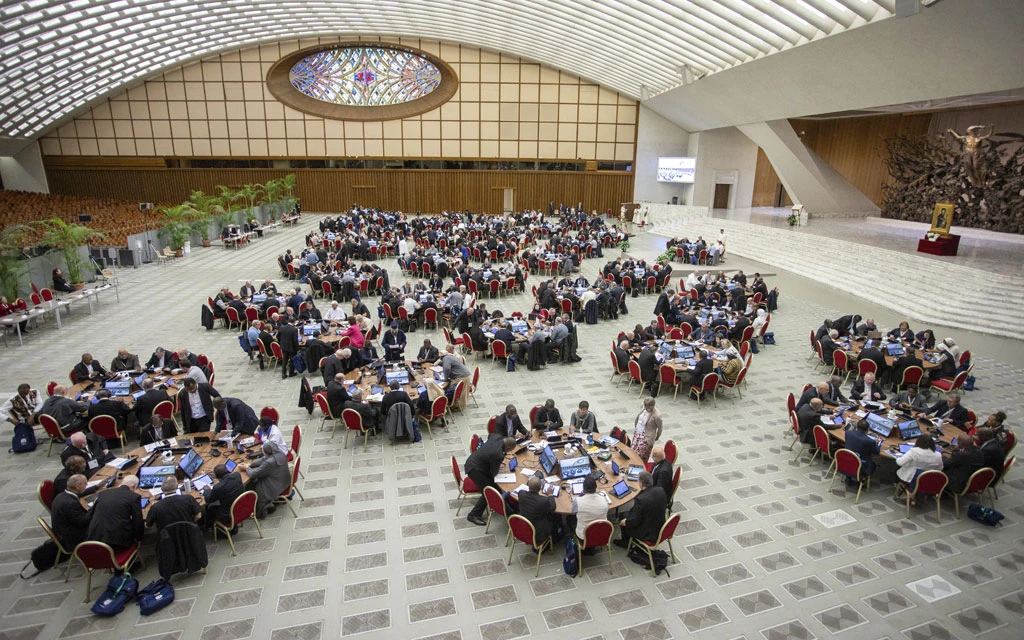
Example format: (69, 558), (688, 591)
(654, 216), (1024, 339)
(0, 190), (162, 246)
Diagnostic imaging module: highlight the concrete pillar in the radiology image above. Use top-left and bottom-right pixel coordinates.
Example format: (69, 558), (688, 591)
(0, 141), (49, 193)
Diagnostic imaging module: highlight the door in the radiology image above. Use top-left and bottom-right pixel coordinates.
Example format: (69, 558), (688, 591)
(773, 183), (791, 207)
(713, 184), (731, 209)
(502, 188), (515, 214)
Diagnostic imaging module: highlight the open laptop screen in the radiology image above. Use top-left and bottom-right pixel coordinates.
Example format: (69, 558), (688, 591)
(560, 456), (590, 479)
(540, 447), (557, 475)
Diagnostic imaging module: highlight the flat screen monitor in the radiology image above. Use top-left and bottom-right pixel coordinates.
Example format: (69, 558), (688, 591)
(177, 449), (203, 478)
(560, 456), (590, 479)
(656, 157), (696, 183)
(886, 343), (905, 356)
(539, 447), (557, 475)
(139, 465), (175, 488)
(385, 370), (410, 385)
(104, 380), (131, 397)
(303, 324), (318, 336)
(251, 293), (267, 304)
(510, 321), (528, 333)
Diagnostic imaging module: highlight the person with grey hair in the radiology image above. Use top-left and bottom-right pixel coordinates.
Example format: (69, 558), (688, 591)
(146, 475), (201, 532)
(517, 475), (558, 542)
(241, 443), (291, 517)
(86, 475), (144, 551)
(614, 471), (667, 548)
(59, 430), (110, 471)
(52, 473), (92, 551)
(926, 391), (970, 428)
(344, 386), (378, 429)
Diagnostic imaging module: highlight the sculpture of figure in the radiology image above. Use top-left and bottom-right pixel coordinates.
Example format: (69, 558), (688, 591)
(947, 125), (994, 187)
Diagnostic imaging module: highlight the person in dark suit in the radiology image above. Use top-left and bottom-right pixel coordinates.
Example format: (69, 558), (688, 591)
(464, 435), (517, 526)
(51, 474), (93, 551)
(796, 382), (837, 411)
(614, 341), (631, 373)
(652, 291), (672, 318)
(890, 347), (924, 391)
(380, 381), (414, 421)
(146, 476), (202, 532)
(53, 456), (92, 495)
(140, 414), (178, 446)
(889, 384), (928, 412)
(942, 437), (985, 493)
(277, 321), (300, 379)
(178, 378), (220, 433)
(109, 348), (142, 372)
(382, 321), (407, 362)
(320, 349), (345, 386)
(690, 350), (714, 388)
(338, 347), (363, 373)
(493, 405), (528, 438)
(73, 353), (108, 382)
(826, 376), (849, 405)
(729, 315), (750, 343)
(976, 428), (1006, 481)
(797, 398), (826, 444)
(344, 388), (378, 430)
(517, 476), (559, 542)
(492, 324), (515, 349)
(146, 347), (173, 370)
(818, 330), (839, 366)
(844, 419), (881, 476)
(52, 267), (76, 293)
(86, 475), (144, 551)
(415, 339), (440, 364)
(201, 464), (246, 530)
(850, 372), (886, 402)
(60, 431), (110, 472)
(326, 373), (351, 418)
(87, 390), (132, 432)
(241, 444), (292, 517)
(643, 320), (665, 341)
(212, 397), (259, 436)
(833, 314), (861, 338)
(926, 392), (969, 428)
(650, 446), (673, 498)
(615, 471), (667, 547)
(637, 346), (659, 396)
(132, 379), (171, 426)
(532, 399), (563, 430)
(858, 345), (887, 378)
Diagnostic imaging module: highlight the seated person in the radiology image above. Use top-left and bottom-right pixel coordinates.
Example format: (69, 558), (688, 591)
(73, 353), (108, 381)
(532, 399), (563, 430)
(493, 404), (529, 438)
(255, 416), (288, 456)
(569, 400), (598, 434)
(887, 321), (914, 344)
(797, 382), (836, 411)
(51, 473), (93, 552)
(843, 419), (881, 479)
(895, 436), (943, 501)
(140, 413), (178, 446)
(796, 398), (825, 444)
(202, 464), (246, 530)
(110, 348), (141, 372)
(146, 347), (173, 371)
(53, 456), (96, 495)
(326, 373), (351, 418)
(380, 381), (414, 422)
(889, 384), (928, 412)
(35, 386), (89, 432)
(614, 471), (667, 548)
(146, 476), (202, 533)
(850, 372), (886, 402)
(942, 436), (984, 493)
(86, 475), (144, 551)
(60, 431), (111, 472)
(926, 391), (969, 428)
(517, 476), (559, 543)
(571, 475), (608, 551)
(416, 339), (440, 364)
(324, 301), (347, 323)
(52, 268), (75, 293)
(344, 388), (379, 430)
(241, 444), (292, 517)
(976, 428), (1006, 480)
(87, 388), (132, 432)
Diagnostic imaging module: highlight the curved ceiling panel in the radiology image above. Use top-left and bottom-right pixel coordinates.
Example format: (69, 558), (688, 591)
(0, 0), (895, 139)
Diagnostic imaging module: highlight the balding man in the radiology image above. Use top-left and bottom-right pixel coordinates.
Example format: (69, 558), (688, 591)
(133, 378), (171, 426)
(52, 474), (92, 552)
(321, 348), (345, 386)
(110, 348), (141, 372)
(819, 330), (840, 366)
(73, 353), (107, 382)
(326, 373), (351, 418)
(850, 372), (886, 402)
(796, 381), (836, 411)
(517, 476), (558, 542)
(338, 347), (362, 373)
(797, 398), (826, 444)
(241, 444), (291, 518)
(615, 471), (667, 548)
(60, 431), (110, 472)
(324, 300), (347, 323)
(146, 476), (201, 533)
(650, 446), (674, 497)
(86, 475), (144, 551)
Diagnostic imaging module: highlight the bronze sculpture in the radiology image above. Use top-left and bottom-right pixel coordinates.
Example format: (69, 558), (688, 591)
(947, 124), (994, 187)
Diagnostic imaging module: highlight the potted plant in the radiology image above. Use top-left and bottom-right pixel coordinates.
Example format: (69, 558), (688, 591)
(187, 190), (220, 247)
(236, 183), (263, 225)
(280, 173), (297, 213)
(655, 248), (676, 265)
(0, 224), (31, 301)
(216, 185), (244, 231)
(158, 204), (196, 257)
(263, 177), (283, 218)
(34, 218), (105, 287)
(787, 212), (799, 227)
(617, 240), (630, 254)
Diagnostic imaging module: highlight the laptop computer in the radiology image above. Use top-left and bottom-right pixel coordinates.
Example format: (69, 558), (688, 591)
(611, 479), (634, 498)
(302, 324), (319, 336)
(104, 380), (131, 397)
(898, 421), (923, 440)
(560, 456), (590, 479)
(865, 413), (895, 437)
(385, 370), (410, 385)
(177, 449), (203, 478)
(251, 293), (267, 304)
(678, 346), (695, 359)
(540, 447), (558, 475)
(627, 465), (644, 480)
(139, 465), (176, 489)
(134, 373), (148, 386)
(886, 343), (905, 356)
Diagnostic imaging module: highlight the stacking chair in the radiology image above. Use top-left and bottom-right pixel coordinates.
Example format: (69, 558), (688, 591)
(658, 364), (681, 399)
(450, 456), (481, 515)
(314, 393), (340, 435)
(609, 351), (629, 384)
(37, 480), (55, 513)
(807, 425), (833, 466)
(470, 434), (481, 452)
(576, 520), (614, 577)
(341, 407), (374, 446)
(469, 367), (481, 408)
(894, 365), (924, 392)
(627, 513), (681, 577)
(507, 514), (552, 577)
(896, 470), (948, 521)
(856, 358), (877, 380)
(224, 306), (242, 331)
(70, 541), (140, 602)
(213, 491), (263, 556)
(38, 518), (72, 572)
(38, 414), (73, 457)
(832, 350), (851, 384)
(272, 458), (303, 517)
(626, 360), (646, 395)
(688, 373), (720, 408)
(989, 455), (1015, 501)
(484, 486), (512, 542)
(717, 366), (747, 400)
(948, 467), (996, 518)
(931, 370), (967, 394)
(490, 340), (509, 366)
(667, 467), (681, 513)
(827, 449), (869, 503)
(787, 411), (805, 458)
(88, 415), (126, 452)
(417, 396), (448, 437)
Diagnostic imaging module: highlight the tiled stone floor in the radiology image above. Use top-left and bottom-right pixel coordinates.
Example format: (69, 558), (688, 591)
(0, 214), (1021, 640)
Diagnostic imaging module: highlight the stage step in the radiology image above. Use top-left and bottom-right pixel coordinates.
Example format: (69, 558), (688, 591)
(651, 216), (1024, 339)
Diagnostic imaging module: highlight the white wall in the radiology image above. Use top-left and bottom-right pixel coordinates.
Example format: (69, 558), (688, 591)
(0, 141), (49, 193)
(689, 127), (758, 210)
(633, 104), (692, 204)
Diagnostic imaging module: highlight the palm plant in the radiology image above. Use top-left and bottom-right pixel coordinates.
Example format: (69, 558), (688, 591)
(158, 203), (197, 253)
(0, 224), (32, 301)
(236, 183), (264, 223)
(263, 178), (283, 216)
(280, 173), (297, 210)
(215, 185), (244, 229)
(35, 218), (105, 284)
(187, 190), (219, 245)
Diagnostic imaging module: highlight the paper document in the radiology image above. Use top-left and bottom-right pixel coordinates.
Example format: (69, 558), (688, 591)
(86, 479), (104, 489)
(511, 484), (529, 496)
(494, 473), (516, 484)
(105, 457), (129, 469)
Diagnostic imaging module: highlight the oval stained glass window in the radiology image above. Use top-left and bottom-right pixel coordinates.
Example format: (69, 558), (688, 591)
(267, 43), (458, 121)
(290, 47), (441, 107)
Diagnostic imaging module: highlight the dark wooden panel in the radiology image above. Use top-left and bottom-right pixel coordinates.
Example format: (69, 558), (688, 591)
(43, 164), (634, 214)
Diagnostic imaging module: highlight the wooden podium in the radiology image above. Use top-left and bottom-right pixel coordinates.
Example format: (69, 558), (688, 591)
(917, 234), (960, 256)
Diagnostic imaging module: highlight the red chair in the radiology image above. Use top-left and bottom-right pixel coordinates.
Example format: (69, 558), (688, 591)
(321, 281), (333, 299)
(668, 327), (683, 341)
(69, 541), (140, 602)
(895, 366), (924, 392)
(88, 414), (126, 452)
(931, 370), (968, 394)
(470, 434), (481, 452)
(423, 307), (438, 329)
(948, 467), (996, 518)
(46, 381), (59, 396)
(213, 491), (263, 556)
(989, 455), (1015, 501)
(832, 350), (851, 384)
(270, 342), (285, 368)
(807, 425), (833, 466)
(272, 457), (303, 517)
(788, 411), (805, 458)
(507, 514), (552, 577)
(738, 341), (749, 360)
(576, 519), (614, 577)
(451, 456), (481, 515)
(244, 306), (259, 326)
(610, 351), (629, 384)
(658, 364), (681, 400)
(856, 358), (876, 379)
(688, 373), (720, 408)
(38, 517), (72, 572)
(739, 325), (755, 344)
(315, 393), (340, 435)
(1006, 432), (1017, 456)
(416, 396), (448, 437)
(808, 330), (818, 362)
(260, 406), (280, 423)
(621, 275), (632, 291)
(667, 466), (681, 513)
(718, 365), (747, 400)
(827, 449), (868, 503)
(486, 415), (497, 435)
(897, 470), (948, 521)
(664, 440), (677, 465)
(224, 306), (242, 331)
(286, 425), (306, 485)
(528, 405), (543, 428)
(469, 367), (481, 408)
(483, 485), (512, 541)
(697, 250), (708, 265)
(38, 480), (55, 513)
(38, 414), (74, 456)
(786, 392), (796, 415)
(679, 323), (693, 339)
(197, 354), (209, 367)
(645, 276), (656, 294)
(627, 360), (646, 396)
(341, 407), (375, 446)
(490, 340), (509, 366)
(627, 513), (681, 577)
(489, 280), (500, 298)
(152, 400), (177, 431)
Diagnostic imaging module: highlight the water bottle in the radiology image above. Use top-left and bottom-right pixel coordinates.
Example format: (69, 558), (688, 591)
(182, 478), (192, 493)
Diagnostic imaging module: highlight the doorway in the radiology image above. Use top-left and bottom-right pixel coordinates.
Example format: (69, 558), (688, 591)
(773, 183), (791, 207)
(502, 188), (515, 214)
(713, 184), (731, 209)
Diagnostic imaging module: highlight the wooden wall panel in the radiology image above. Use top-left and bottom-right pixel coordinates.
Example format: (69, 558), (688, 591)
(43, 164), (634, 216)
(750, 113), (931, 207)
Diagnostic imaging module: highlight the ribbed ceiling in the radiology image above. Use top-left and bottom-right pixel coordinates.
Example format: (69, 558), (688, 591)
(0, 0), (895, 139)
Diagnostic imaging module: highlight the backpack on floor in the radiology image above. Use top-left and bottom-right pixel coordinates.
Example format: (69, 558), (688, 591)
(19, 540), (59, 579)
(10, 423), (37, 453)
(136, 579), (175, 616)
(91, 573), (139, 616)
(967, 503), (1004, 526)
(562, 536), (579, 576)
(628, 546), (670, 576)
(506, 354), (517, 372)
(762, 332), (776, 345)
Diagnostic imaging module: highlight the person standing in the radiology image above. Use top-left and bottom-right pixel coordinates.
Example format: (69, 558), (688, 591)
(277, 320), (300, 379)
(464, 436), (517, 526)
(631, 397), (663, 462)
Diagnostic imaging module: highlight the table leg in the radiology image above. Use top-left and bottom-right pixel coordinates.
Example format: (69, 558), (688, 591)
(54, 306), (62, 329)
(87, 293), (95, 315)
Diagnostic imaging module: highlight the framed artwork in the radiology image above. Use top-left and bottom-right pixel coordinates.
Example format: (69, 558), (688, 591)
(930, 203), (954, 236)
